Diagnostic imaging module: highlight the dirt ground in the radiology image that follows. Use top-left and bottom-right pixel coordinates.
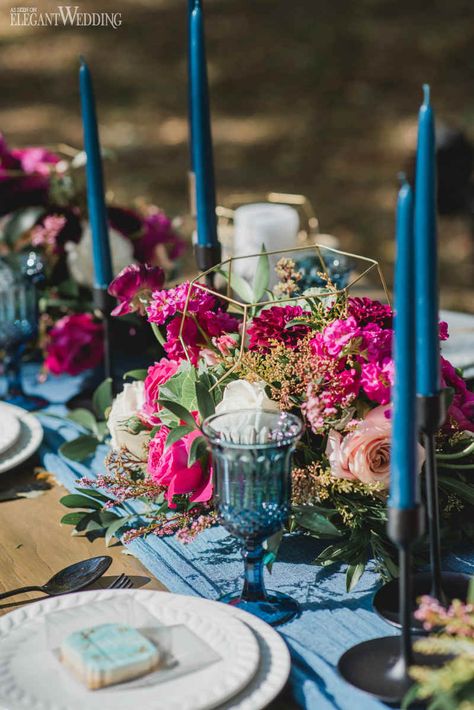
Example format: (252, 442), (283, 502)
(1, 0), (474, 308)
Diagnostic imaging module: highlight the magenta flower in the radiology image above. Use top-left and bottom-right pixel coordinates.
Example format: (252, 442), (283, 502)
(441, 357), (474, 432)
(347, 297), (393, 328)
(142, 358), (180, 423)
(247, 305), (311, 352)
(147, 427), (212, 507)
(360, 358), (394, 404)
(44, 313), (104, 376)
(147, 281), (215, 325)
(108, 263), (165, 317)
(135, 210), (186, 264)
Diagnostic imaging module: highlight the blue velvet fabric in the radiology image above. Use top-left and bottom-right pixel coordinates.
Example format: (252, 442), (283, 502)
(16, 366), (473, 710)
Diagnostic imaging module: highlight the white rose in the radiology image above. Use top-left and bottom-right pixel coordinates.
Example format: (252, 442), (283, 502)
(65, 222), (136, 288)
(215, 380), (279, 414)
(107, 381), (148, 460)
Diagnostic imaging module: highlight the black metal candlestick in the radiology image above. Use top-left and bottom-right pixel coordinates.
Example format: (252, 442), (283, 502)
(94, 287), (114, 386)
(339, 507), (434, 703)
(195, 242), (222, 289)
(373, 390), (470, 629)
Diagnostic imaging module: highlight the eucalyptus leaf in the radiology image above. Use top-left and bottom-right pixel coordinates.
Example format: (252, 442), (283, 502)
(187, 436), (208, 467)
(346, 562), (366, 592)
(294, 509), (342, 538)
(165, 425), (194, 450)
(217, 268), (254, 303)
(60, 493), (102, 510)
(59, 435), (100, 462)
(123, 369), (148, 381)
(60, 512), (88, 525)
(67, 408), (98, 435)
(75, 488), (111, 503)
(252, 247), (270, 302)
(158, 399), (197, 429)
(195, 381), (215, 421)
(105, 517), (129, 547)
(92, 379), (113, 420)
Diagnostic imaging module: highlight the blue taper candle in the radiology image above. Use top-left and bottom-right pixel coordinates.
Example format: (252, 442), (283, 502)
(389, 177), (419, 510)
(414, 84), (440, 396)
(79, 57), (113, 289)
(188, 0), (218, 248)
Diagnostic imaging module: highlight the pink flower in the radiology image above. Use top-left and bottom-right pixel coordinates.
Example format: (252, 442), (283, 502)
(147, 428), (212, 507)
(247, 305), (311, 352)
(360, 358), (394, 404)
(31, 214), (67, 252)
(325, 405), (425, 487)
(142, 358), (180, 423)
(213, 333), (238, 356)
(360, 324), (393, 362)
(147, 282), (215, 326)
(163, 316), (201, 364)
(441, 357), (474, 432)
(108, 263), (165, 317)
(44, 313), (104, 376)
(321, 316), (362, 357)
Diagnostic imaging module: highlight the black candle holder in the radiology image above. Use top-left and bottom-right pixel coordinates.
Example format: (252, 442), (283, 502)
(373, 390), (470, 630)
(339, 507), (445, 703)
(195, 243), (222, 289)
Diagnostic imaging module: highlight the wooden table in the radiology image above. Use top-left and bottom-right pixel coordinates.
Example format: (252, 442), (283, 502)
(0, 459), (295, 708)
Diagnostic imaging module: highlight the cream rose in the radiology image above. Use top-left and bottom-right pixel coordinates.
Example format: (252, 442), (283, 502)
(325, 405), (425, 487)
(215, 379), (279, 415)
(107, 381), (149, 461)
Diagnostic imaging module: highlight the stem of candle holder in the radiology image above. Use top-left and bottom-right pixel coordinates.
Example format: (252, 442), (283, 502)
(195, 243), (222, 289)
(373, 390), (471, 629)
(338, 507), (427, 703)
(94, 287), (114, 388)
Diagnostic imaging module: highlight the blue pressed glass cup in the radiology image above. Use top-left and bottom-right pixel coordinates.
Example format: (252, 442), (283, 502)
(202, 409), (303, 626)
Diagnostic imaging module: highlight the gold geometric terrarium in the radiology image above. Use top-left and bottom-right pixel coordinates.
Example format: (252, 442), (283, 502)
(179, 243), (390, 388)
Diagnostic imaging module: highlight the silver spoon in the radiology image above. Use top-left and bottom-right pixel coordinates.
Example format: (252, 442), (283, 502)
(0, 556), (112, 601)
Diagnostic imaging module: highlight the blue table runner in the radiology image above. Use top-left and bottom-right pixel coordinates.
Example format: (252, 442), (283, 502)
(18, 366), (474, 710)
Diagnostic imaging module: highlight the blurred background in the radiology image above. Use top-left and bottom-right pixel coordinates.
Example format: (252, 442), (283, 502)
(1, 0), (474, 309)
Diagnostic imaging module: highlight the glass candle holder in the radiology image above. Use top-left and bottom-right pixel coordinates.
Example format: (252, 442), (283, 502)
(202, 409), (303, 626)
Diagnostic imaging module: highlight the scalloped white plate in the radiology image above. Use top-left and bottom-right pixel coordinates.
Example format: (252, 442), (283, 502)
(0, 404), (21, 456)
(0, 590), (290, 710)
(0, 589), (262, 710)
(0, 403), (43, 474)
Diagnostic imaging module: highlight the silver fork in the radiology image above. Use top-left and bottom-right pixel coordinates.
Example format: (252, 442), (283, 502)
(108, 574), (133, 590)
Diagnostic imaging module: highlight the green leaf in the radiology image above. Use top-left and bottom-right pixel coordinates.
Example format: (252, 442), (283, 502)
(92, 379), (113, 420)
(67, 408), (98, 434)
(60, 512), (88, 525)
(439, 477), (474, 505)
(252, 246), (270, 302)
(468, 577), (474, 604)
(59, 435), (100, 462)
(346, 562), (366, 592)
(294, 509), (342, 538)
(401, 682), (421, 709)
(187, 436), (208, 467)
(165, 425), (194, 450)
(75, 488), (111, 503)
(60, 493), (102, 510)
(104, 517), (129, 547)
(217, 268), (254, 303)
(123, 369), (148, 381)
(158, 399), (197, 429)
(264, 530), (283, 573)
(195, 381), (215, 421)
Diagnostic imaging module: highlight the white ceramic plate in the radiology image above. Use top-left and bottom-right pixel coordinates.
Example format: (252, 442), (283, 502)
(0, 589), (262, 710)
(0, 403), (43, 474)
(0, 404), (21, 455)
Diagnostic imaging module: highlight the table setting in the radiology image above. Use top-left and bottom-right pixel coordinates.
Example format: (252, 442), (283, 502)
(1, 1), (474, 710)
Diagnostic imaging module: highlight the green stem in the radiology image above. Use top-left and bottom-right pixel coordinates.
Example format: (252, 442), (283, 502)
(438, 462), (474, 470)
(151, 323), (165, 346)
(436, 441), (474, 460)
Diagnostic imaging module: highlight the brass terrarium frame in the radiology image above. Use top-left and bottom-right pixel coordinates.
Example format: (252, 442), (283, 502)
(179, 243), (390, 389)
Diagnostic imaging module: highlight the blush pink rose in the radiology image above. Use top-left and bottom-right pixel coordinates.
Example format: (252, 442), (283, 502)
(326, 405), (425, 487)
(147, 428), (212, 507)
(142, 358), (180, 423)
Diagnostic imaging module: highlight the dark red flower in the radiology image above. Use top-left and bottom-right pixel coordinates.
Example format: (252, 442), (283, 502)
(108, 263), (165, 317)
(247, 305), (311, 352)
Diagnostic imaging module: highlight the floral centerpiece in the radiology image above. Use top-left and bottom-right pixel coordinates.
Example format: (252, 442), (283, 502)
(0, 133), (186, 375)
(63, 248), (474, 590)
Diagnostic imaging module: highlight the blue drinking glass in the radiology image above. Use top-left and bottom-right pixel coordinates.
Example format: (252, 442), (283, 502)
(0, 258), (48, 410)
(202, 409), (304, 626)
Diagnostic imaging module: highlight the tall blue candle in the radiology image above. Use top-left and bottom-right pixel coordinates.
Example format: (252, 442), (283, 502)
(389, 178), (419, 510)
(79, 58), (113, 289)
(188, 0), (218, 248)
(414, 84), (440, 396)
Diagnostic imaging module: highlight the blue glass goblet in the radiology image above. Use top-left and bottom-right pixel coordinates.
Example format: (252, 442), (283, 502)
(202, 409), (303, 626)
(0, 260), (48, 411)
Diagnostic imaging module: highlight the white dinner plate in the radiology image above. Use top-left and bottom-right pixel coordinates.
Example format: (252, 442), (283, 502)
(0, 404), (21, 455)
(0, 403), (43, 474)
(0, 589), (262, 710)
